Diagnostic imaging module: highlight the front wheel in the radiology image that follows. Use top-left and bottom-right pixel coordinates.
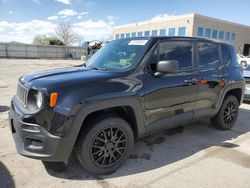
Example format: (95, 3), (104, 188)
(210, 95), (239, 130)
(75, 116), (134, 175)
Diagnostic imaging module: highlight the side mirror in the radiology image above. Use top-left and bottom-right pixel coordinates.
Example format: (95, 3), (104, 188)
(155, 60), (179, 76)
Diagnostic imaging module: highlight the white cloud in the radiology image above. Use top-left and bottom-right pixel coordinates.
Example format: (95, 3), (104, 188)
(47, 16), (58, 20)
(73, 19), (113, 41)
(0, 17), (114, 43)
(58, 9), (77, 18)
(0, 20), (56, 43)
(54, 0), (71, 4)
(8, 11), (14, 14)
(149, 13), (177, 22)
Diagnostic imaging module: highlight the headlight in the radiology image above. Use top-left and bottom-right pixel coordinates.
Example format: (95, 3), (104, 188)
(36, 91), (43, 108)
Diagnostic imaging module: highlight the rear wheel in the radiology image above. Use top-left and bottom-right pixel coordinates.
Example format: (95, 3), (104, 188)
(210, 95), (239, 130)
(75, 116), (134, 175)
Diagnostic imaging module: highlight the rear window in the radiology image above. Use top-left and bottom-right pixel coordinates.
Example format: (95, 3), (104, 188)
(198, 42), (220, 68)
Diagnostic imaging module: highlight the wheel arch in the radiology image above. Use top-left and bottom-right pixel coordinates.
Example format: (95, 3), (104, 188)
(62, 97), (146, 163)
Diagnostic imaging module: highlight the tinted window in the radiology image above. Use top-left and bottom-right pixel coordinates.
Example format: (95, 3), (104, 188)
(132, 32), (136, 37)
(152, 30), (158, 36)
(197, 27), (203, 37)
(221, 44), (232, 64)
(212, 30), (218, 39)
(115, 34), (119, 40)
(169, 28), (176, 36)
(120, 34), (125, 39)
(160, 29), (166, 36)
(205, 28), (211, 38)
(225, 32), (230, 40)
(126, 33), (130, 38)
(198, 42), (220, 68)
(219, 31), (224, 40)
(159, 41), (193, 70)
(144, 31), (150, 36)
(178, 27), (186, 36)
(138, 32), (143, 37)
(231, 33), (236, 41)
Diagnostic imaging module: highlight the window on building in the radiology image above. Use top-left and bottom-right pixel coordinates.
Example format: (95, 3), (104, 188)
(169, 28), (176, 36)
(132, 32), (136, 37)
(205, 28), (211, 38)
(198, 42), (220, 68)
(231, 33), (236, 41)
(225, 32), (230, 40)
(152, 30), (158, 36)
(144, 31), (150, 36)
(138, 31), (143, 37)
(197, 27), (203, 37)
(115, 34), (119, 40)
(219, 31), (224, 40)
(178, 27), (186, 36)
(212, 30), (218, 39)
(126, 33), (130, 38)
(120, 33), (125, 39)
(159, 41), (193, 70)
(159, 29), (166, 36)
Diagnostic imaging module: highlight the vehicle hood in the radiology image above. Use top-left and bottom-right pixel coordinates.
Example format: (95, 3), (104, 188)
(21, 67), (117, 89)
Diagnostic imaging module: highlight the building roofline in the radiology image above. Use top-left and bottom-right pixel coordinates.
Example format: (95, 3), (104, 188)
(193, 13), (250, 29)
(113, 13), (195, 29)
(114, 13), (250, 30)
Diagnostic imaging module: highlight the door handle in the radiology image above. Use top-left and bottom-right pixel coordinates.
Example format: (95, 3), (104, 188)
(184, 78), (198, 85)
(218, 73), (228, 78)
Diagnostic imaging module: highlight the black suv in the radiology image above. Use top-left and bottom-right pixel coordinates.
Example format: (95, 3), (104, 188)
(9, 37), (245, 175)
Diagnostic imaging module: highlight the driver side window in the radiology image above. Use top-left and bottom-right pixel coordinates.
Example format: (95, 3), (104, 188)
(159, 41), (193, 71)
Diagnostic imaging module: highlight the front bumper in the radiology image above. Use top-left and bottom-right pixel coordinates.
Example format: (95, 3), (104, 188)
(9, 101), (73, 162)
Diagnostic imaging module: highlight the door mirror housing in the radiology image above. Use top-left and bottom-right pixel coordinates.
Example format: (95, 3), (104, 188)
(155, 60), (179, 76)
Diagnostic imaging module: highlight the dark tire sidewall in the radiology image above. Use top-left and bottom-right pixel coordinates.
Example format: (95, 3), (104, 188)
(76, 117), (134, 175)
(216, 95), (239, 130)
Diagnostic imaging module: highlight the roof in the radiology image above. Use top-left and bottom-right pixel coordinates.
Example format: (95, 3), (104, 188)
(117, 36), (233, 45)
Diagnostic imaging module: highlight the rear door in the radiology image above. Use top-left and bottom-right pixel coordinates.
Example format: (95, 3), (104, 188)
(194, 41), (227, 118)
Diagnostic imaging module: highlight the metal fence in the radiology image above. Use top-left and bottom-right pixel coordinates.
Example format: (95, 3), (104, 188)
(0, 42), (86, 59)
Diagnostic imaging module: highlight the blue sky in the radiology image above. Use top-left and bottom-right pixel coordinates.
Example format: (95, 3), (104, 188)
(0, 0), (250, 43)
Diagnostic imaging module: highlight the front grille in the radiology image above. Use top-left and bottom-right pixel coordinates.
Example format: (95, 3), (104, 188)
(16, 82), (29, 108)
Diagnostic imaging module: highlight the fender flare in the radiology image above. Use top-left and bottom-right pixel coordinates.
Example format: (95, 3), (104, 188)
(61, 97), (146, 162)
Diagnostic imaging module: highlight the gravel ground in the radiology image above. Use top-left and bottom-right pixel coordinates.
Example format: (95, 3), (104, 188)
(0, 59), (249, 188)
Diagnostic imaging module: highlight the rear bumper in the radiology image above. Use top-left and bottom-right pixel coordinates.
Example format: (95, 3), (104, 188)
(9, 103), (73, 162)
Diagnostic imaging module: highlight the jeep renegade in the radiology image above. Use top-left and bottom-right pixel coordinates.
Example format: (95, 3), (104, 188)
(9, 37), (245, 175)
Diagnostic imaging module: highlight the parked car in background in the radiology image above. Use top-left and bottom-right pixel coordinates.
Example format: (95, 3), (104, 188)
(237, 54), (250, 68)
(243, 65), (250, 101)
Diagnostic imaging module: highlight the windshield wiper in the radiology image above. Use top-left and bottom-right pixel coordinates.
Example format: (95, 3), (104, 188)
(88, 66), (108, 71)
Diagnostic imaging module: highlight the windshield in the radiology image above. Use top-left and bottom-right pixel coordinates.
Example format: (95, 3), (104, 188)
(86, 39), (149, 71)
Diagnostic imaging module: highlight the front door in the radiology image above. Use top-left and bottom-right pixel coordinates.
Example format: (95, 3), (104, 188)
(143, 40), (198, 133)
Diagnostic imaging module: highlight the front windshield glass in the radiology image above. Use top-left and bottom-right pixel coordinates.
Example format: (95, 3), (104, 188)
(86, 39), (149, 71)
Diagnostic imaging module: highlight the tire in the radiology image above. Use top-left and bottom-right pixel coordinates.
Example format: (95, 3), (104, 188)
(240, 61), (247, 69)
(75, 116), (134, 175)
(210, 95), (239, 130)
